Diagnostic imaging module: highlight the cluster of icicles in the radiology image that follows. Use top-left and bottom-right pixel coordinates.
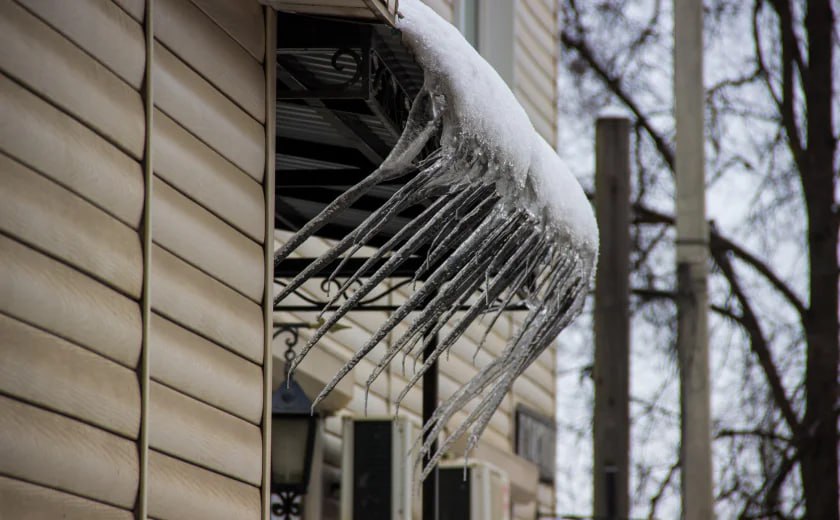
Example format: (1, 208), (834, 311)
(274, 1), (598, 481)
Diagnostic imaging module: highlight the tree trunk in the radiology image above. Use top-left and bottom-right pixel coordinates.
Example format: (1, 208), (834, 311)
(799, 1), (839, 519)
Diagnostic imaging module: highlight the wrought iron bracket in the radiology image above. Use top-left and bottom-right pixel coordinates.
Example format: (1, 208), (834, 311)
(271, 489), (303, 520)
(273, 257), (529, 313)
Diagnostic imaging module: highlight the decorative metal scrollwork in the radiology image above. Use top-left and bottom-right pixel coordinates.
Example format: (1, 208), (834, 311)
(270, 490), (302, 520)
(274, 278), (422, 312)
(273, 323), (302, 348)
(330, 47), (364, 90)
(276, 47), (365, 98)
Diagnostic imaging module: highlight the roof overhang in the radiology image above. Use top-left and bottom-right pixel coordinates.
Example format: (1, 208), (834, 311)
(261, 0), (398, 25)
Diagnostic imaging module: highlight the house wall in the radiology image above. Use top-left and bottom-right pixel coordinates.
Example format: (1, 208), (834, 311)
(0, 1), (274, 518)
(513, 0), (558, 147)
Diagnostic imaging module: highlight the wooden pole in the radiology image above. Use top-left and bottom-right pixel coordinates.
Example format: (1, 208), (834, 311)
(593, 116), (631, 520)
(674, 0), (714, 518)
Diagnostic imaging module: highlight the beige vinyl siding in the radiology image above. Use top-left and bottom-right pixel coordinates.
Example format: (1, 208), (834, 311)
(0, 153), (143, 298)
(191, 0), (266, 62)
(0, 476), (134, 520)
(147, 451), (262, 520)
(16, 0), (145, 89)
(0, 1), (144, 514)
(155, 0), (265, 122)
(148, 382), (263, 485)
(0, 75), (144, 228)
(149, 313), (264, 424)
(147, 3), (267, 519)
(0, 1), (145, 158)
(422, 0), (454, 21)
(0, 394), (140, 508)
(1, 1), (271, 517)
(150, 245), (264, 363)
(0, 315), (141, 437)
(514, 0), (558, 146)
(153, 109), (265, 242)
(153, 41), (264, 180)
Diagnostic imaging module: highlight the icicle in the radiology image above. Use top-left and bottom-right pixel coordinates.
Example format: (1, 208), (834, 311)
(273, 0), (601, 488)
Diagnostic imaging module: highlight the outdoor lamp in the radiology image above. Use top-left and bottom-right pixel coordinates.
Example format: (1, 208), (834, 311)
(271, 376), (317, 519)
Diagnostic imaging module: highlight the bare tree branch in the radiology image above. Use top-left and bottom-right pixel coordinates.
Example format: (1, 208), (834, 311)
(560, 29), (676, 170)
(711, 247), (802, 438)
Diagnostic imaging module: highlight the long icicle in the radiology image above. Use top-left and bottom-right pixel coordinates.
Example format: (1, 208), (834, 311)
(309, 208), (506, 409)
(273, 167), (437, 305)
(286, 189), (472, 380)
(394, 227), (540, 411)
(364, 219), (524, 393)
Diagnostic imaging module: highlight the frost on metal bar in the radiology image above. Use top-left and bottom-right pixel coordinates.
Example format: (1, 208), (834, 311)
(274, 0), (599, 476)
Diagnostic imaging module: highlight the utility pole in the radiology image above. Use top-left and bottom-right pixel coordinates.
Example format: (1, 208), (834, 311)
(674, 1), (714, 518)
(593, 116), (631, 520)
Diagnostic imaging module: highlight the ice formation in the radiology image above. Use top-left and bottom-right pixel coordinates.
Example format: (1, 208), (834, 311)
(274, 0), (598, 478)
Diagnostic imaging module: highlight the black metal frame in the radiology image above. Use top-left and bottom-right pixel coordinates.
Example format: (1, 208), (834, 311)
(273, 257), (530, 313)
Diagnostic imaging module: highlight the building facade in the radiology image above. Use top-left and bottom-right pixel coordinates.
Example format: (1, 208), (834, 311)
(0, 1), (560, 519)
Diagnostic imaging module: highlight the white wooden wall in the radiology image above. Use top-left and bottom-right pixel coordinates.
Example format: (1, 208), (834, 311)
(0, 1), (273, 518)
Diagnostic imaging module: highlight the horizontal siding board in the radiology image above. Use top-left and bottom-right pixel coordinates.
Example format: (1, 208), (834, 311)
(513, 376), (554, 418)
(113, 0), (144, 22)
(0, 314), (141, 438)
(16, 0), (145, 89)
(153, 41), (264, 180)
(153, 177), (263, 301)
(150, 313), (263, 424)
(518, 356), (555, 396)
(148, 450), (261, 520)
(0, 235), (142, 368)
(0, 153), (143, 298)
(514, 42), (555, 102)
(0, 395), (139, 508)
(516, 90), (555, 145)
(421, 0), (453, 21)
(515, 25), (554, 79)
(155, 0), (265, 122)
(149, 383), (263, 485)
(151, 245), (263, 363)
(0, 1), (145, 158)
(0, 74), (144, 228)
(521, 0), (555, 36)
(190, 0), (265, 62)
(0, 476), (133, 520)
(153, 110), (264, 242)
(516, 5), (555, 57)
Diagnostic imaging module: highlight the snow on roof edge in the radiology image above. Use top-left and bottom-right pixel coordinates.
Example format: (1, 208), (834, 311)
(396, 0), (599, 258)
